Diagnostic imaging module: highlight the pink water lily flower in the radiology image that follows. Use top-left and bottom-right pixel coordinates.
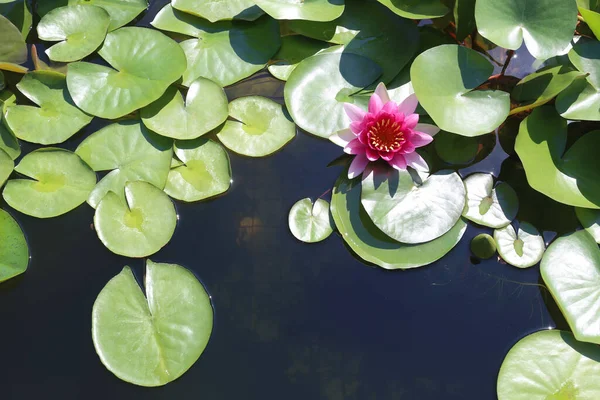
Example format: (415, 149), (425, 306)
(330, 82), (440, 179)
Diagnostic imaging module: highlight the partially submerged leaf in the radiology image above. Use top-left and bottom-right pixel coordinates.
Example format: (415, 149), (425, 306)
(288, 198), (333, 243)
(463, 173), (519, 229)
(494, 222), (545, 268)
(0, 208), (28, 283)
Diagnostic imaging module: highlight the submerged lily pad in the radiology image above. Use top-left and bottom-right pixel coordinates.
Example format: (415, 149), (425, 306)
(255, 0), (344, 21)
(289, 198), (333, 243)
(67, 27), (187, 119)
(2, 148), (96, 218)
(92, 260), (213, 386)
(0, 208), (28, 283)
(0, 13), (27, 72)
(463, 173), (518, 229)
(268, 35), (329, 81)
(470, 234), (497, 259)
(576, 208), (600, 243)
(0, 148), (13, 187)
(494, 222), (545, 268)
(172, 0), (263, 22)
(376, 0), (449, 19)
(217, 96), (295, 157)
(164, 139), (231, 202)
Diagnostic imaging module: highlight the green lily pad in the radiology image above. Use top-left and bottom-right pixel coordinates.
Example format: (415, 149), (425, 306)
(376, 0), (449, 19)
(285, 52), (381, 138)
(75, 121), (173, 209)
(0, 148), (13, 187)
(0, 91), (20, 160)
(172, 0), (263, 22)
(433, 131), (479, 165)
(580, 7), (600, 39)
(254, 0), (344, 21)
(94, 181), (177, 258)
(92, 260), (212, 386)
(267, 35), (329, 81)
(494, 222), (545, 268)
(0, 208), (28, 283)
(470, 233), (497, 259)
(497, 330), (600, 399)
(2, 148), (96, 218)
(216, 96), (295, 157)
(289, 198), (333, 243)
(5, 71), (93, 144)
(37, 5), (110, 62)
(141, 78), (228, 140)
(475, 0), (578, 59)
(0, 0), (32, 39)
(67, 27), (187, 119)
(576, 208), (600, 243)
(361, 165), (466, 245)
(454, 0), (476, 41)
(0, 13), (27, 72)
(151, 5), (280, 87)
(515, 106), (600, 209)
(331, 172), (467, 270)
(411, 45), (510, 137)
(463, 173), (519, 229)
(164, 138), (231, 202)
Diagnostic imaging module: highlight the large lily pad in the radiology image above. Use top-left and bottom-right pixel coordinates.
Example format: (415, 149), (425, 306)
(288, 198), (333, 243)
(0, 208), (28, 283)
(92, 260), (213, 386)
(5, 71), (93, 144)
(172, 0), (263, 22)
(576, 208), (600, 243)
(463, 173), (518, 229)
(376, 0), (449, 19)
(0, 148), (12, 187)
(2, 148), (96, 218)
(411, 45), (510, 137)
(141, 78), (228, 140)
(515, 106), (600, 209)
(494, 222), (545, 268)
(0, 13), (27, 72)
(67, 27), (187, 119)
(75, 121), (173, 209)
(254, 0), (344, 21)
(216, 96), (295, 157)
(267, 35), (329, 81)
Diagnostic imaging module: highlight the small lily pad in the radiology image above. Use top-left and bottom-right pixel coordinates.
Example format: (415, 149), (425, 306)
(172, 0), (263, 22)
(0, 13), (27, 72)
(267, 35), (329, 81)
(2, 148), (96, 218)
(0, 208), (28, 283)
(470, 234), (497, 259)
(216, 96), (296, 157)
(288, 198), (333, 243)
(494, 222), (545, 268)
(0, 148), (13, 187)
(463, 173), (519, 229)
(575, 208), (600, 243)
(94, 181), (177, 258)
(254, 0), (344, 21)
(92, 260), (213, 386)
(377, 0), (449, 19)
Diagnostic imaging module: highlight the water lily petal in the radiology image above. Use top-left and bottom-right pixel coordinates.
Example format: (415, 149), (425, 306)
(350, 121), (363, 134)
(381, 101), (399, 114)
(398, 93), (418, 116)
(348, 154), (369, 179)
(366, 148), (380, 161)
(344, 139), (366, 155)
(344, 103), (366, 122)
(404, 152), (429, 172)
(408, 131), (434, 147)
(329, 129), (356, 147)
(369, 92), (384, 114)
(380, 151), (395, 161)
(389, 153), (407, 170)
(415, 123), (440, 137)
(403, 113), (419, 130)
(374, 82), (391, 104)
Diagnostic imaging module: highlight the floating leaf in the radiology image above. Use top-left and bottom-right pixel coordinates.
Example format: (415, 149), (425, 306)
(75, 121), (173, 209)
(470, 233), (497, 259)
(580, 6), (600, 39)
(454, 0), (476, 41)
(0, 0), (32, 39)
(376, 0), (448, 19)
(411, 45), (510, 137)
(141, 78), (228, 140)
(0, 91), (20, 160)
(463, 173), (518, 229)
(433, 131), (479, 165)
(67, 27), (187, 119)
(0, 208), (28, 283)
(254, 0), (344, 21)
(92, 260), (212, 386)
(217, 96), (295, 157)
(576, 208), (600, 243)
(0, 13), (27, 72)
(5, 71), (93, 144)
(164, 138), (231, 202)
(0, 148), (13, 186)
(494, 222), (545, 268)
(2, 148), (96, 218)
(172, 0), (262, 22)
(288, 198), (333, 243)
(267, 35), (329, 81)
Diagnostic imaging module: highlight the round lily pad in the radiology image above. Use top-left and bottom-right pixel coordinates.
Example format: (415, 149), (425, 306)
(92, 260), (213, 386)
(470, 233), (497, 259)
(288, 198), (333, 243)
(2, 148), (96, 218)
(330, 172), (467, 270)
(576, 208), (600, 243)
(216, 96), (295, 157)
(94, 181), (177, 258)
(267, 35), (329, 81)
(494, 222), (545, 268)
(463, 173), (519, 229)
(67, 27), (187, 119)
(254, 0), (344, 21)
(0, 148), (13, 187)
(0, 13), (27, 72)
(141, 78), (228, 140)
(75, 121), (173, 209)
(497, 330), (600, 399)
(164, 138), (231, 202)
(37, 5), (110, 62)
(376, 0), (449, 19)
(361, 165), (466, 244)
(172, 0), (263, 22)
(411, 45), (510, 137)
(0, 208), (28, 283)
(5, 71), (93, 144)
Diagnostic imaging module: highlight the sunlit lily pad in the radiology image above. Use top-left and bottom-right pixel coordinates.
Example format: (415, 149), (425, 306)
(576, 208), (600, 243)
(494, 222), (545, 268)
(463, 173), (518, 229)
(164, 138), (231, 202)
(580, 6), (600, 39)
(411, 45), (510, 137)
(67, 27), (187, 119)
(254, 0), (344, 21)
(0, 13), (27, 72)
(37, 5), (110, 62)
(92, 260), (212, 386)
(361, 166), (466, 245)
(267, 35), (329, 81)
(376, 0), (449, 19)
(470, 233), (496, 260)
(141, 78), (228, 140)
(0, 91), (20, 159)
(216, 96), (295, 157)
(172, 0), (263, 22)
(2, 148), (96, 218)
(289, 198), (333, 243)
(497, 330), (600, 399)
(0, 208), (28, 283)
(5, 71), (93, 144)
(0, 148), (13, 187)
(75, 121), (173, 209)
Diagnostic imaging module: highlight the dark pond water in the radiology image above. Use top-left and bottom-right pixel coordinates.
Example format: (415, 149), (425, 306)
(0, 2), (568, 399)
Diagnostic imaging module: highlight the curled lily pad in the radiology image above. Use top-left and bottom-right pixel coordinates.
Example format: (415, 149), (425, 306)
(497, 330), (600, 399)
(94, 181), (177, 258)
(2, 148), (96, 218)
(141, 78), (228, 140)
(92, 260), (213, 386)
(0, 208), (28, 283)
(576, 208), (600, 243)
(267, 35), (329, 81)
(216, 96), (295, 157)
(376, 0), (449, 19)
(0, 148), (12, 187)
(172, 0), (263, 22)
(0, 13), (27, 72)
(288, 198), (333, 243)
(494, 222), (545, 268)
(164, 138), (231, 202)
(254, 0), (344, 21)
(470, 233), (497, 260)
(463, 173), (518, 229)
(5, 71), (93, 144)
(67, 27), (187, 119)
(37, 5), (110, 62)
(75, 121), (173, 209)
